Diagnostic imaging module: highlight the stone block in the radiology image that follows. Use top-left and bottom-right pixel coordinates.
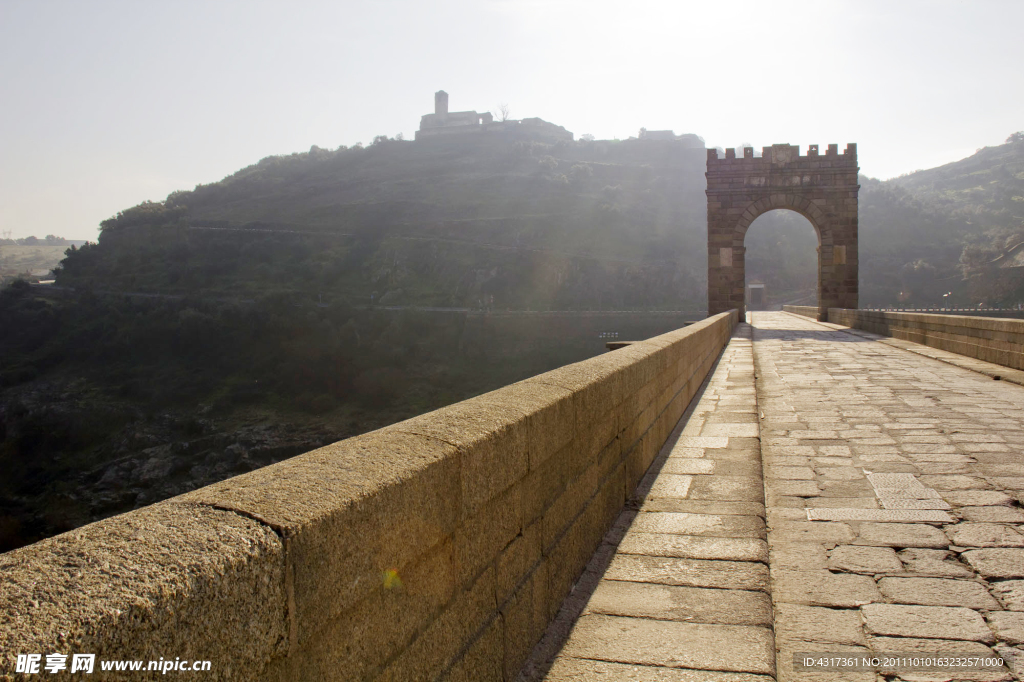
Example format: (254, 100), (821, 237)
(772, 480), (822, 496)
(544, 658), (775, 681)
(499, 573), (545, 681)
(962, 549), (1024, 578)
(990, 580), (1024, 611)
(861, 604), (994, 643)
(560, 614), (775, 675)
(774, 603), (867, 646)
(294, 538), (458, 680)
(878, 577), (1001, 609)
(359, 561), (494, 682)
(630, 512), (765, 539)
(772, 569), (881, 607)
(769, 542), (829, 570)
(602, 554), (768, 591)
(961, 506), (1024, 523)
(393, 400), (529, 518)
(771, 521), (855, 546)
(618, 533), (768, 562)
(828, 545), (903, 574)
(584, 580), (772, 626)
(948, 523), (1024, 548)
(640, 499), (765, 517)
(456, 483), (523, 581)
(447, 613), (504, 682)
(0, 502), (287, 678)
(855, 522), (950, 548)
(897, 548), (975, 578)
(769, 466), (817, 480)
(495, 521), (542, 606)
(179, 429), (460, 636)
(987, 612), (1024, 646)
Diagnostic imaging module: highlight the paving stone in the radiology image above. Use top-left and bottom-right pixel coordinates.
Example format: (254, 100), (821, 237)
(987, 477), (1024, 490)
(817, 467), (865, 481)
(878, 497), (951, 510)
(868, 472), (923, 489)
(987, 612), (1024, 645)
(769, 542), (828, 570)
(584, 580), (772, 626)
(806, 508), (954, 523)
(701, 423), (759, 438)
(646, 474), (694, 500)
(560, 614), (775, 675)
(861, 604), (995, 643)
(877, 577), (1001, 609)
(544, 658), (776, 681)
(855, 523), (950, 549)
(774, 603), (867, 645)
(828, 545), (904, 574)
(631, 512), (765, 539)
(660, 459), (716, 475)
(807, 497), (880, 509)
(872, 487), (943, 500)
(771, 521), (855, 546)
(813, 457), (855, 466)
(674, 436), (730, 449)
(687, 476), (765, 502)
(772, 481), (822, 497)
(919, 475), (992, 490)
(962, 549), (1024, 578)
(618, 533), (768, 562)
(897, 549), (976, 578)
(960, 506), (1024, 523)
(948, 523), (1024, 548)
(820, 480), (875, 496)
(772, 569), (881, 607)
(990, 580), (1024, 611)
(710, 460), (764, 477)
(602, 555), (768, 591)
(770, 466), (817, 480)
(867, 636), (999, 655)
(639, 499), (765, 517)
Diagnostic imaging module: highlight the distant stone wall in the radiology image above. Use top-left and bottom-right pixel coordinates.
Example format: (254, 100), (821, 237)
(1, 311), (738, 681)
(782, 305), (819, 319)
(828, 308), (1024, 371)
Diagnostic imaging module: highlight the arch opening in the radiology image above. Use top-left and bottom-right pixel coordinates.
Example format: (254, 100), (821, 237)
(744, 209), (819, 311)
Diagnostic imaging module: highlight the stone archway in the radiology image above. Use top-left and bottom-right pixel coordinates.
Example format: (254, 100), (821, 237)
(706, 143), (859, 320)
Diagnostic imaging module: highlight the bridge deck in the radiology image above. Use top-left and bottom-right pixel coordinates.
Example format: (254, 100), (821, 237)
(523, 311), (1024, 682)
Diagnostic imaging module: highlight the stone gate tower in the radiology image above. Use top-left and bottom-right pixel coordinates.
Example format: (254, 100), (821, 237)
(706, 143), (859, 320)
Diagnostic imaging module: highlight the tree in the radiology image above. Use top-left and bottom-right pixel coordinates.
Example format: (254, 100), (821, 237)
(494, 103), (511, 122)
(1007, 131), (1024, 144)
(580, 133), (595, 142)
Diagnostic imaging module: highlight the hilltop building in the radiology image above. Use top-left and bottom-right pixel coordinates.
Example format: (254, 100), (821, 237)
(416, 90), (573, 142)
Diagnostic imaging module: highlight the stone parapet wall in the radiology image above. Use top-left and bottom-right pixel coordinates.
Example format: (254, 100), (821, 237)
(782, 305), (820, 319)
(1, 311), (738, 681)
(827, 308), (1024, 371)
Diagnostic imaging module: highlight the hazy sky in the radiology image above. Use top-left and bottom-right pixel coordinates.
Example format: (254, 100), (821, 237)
(1, 0), (1022, 240)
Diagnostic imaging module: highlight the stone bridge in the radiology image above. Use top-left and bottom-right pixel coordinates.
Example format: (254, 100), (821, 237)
(3, 309), (1024, 680)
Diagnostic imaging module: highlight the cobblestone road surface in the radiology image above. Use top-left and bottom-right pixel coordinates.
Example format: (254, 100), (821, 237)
(524, 312), (1024, 682)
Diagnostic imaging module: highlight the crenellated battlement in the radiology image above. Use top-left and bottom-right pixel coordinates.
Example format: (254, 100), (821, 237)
(707, 143), (857, 166)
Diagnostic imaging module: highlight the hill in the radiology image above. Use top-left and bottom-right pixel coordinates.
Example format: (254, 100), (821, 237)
(3, 129), (1023, 553)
